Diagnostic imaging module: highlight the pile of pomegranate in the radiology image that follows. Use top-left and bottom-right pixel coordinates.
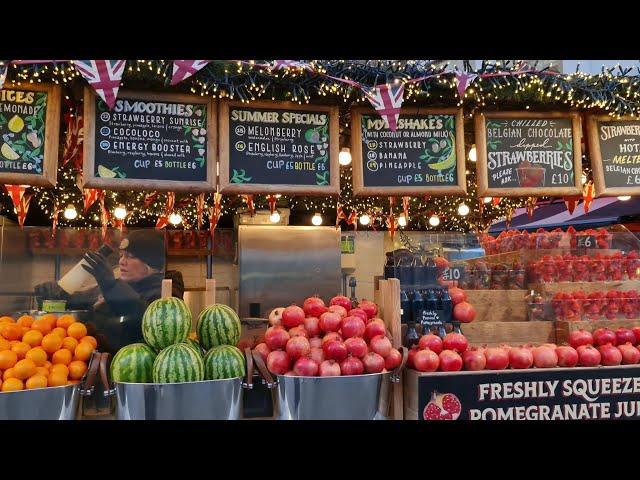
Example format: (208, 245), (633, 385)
(255, 295), (403, 377)
(409, 327), (640, 372)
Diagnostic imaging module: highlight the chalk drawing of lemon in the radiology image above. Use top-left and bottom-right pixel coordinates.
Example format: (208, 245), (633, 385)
(97, 165), (117, 178)
(1, 143), (19, 160)
(8, 115), (24, 133)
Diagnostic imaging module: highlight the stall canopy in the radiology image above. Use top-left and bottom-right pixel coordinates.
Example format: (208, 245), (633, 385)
(489, 197), (640, 232)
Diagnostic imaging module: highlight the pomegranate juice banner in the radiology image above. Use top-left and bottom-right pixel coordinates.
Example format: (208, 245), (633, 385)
(418, 366), (640, 421)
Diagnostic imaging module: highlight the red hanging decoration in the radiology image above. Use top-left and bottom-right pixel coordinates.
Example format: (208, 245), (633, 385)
(564, 195), (581, 215)
(267, 195), (277, 215)
(492, 197), (502, 206)
(335, 203), (346, 229)
(243, 194), (255, 217)
(385, 214), (397, 239)
(170, 60), (210, 86)
(155, 192), (175, 230)
(402, 196), (410, 218)
(583, 181), (595, 213)
(83, 188), (101, 213)
(144, 191), (158, 208)
(61, 101), (84, 172)
(505, 207), (514, 230)
(346, 211), (358, 231)
(196, 193), (205, 230)
(4, 185), (30, 229)
(526, 197), (538, 219)
(98, 191), (109, 240)
(209, 193), (223, 240)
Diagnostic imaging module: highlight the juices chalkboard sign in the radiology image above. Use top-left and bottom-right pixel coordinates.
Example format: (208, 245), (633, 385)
(351, 108), (466, 196)
(475, 111), (583, 197)
(83, 89), (217, 192)
(218, 100), (340, 195)
(587, 115), (640, 197)
(0, 84), (61, 187)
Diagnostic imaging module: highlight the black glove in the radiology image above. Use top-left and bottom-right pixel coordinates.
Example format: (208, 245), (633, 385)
(34, 281), (67, 300)
(82, 251), (117, 291)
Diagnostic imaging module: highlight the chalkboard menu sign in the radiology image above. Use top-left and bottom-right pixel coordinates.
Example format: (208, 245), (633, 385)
(475, 111), (583, 197)
(219, 100), (340, 195)
(587, 115), (640, 196)
(83, 89), (217, 192)
(0, 84), (61, 187)
(351, 108), (466, 196)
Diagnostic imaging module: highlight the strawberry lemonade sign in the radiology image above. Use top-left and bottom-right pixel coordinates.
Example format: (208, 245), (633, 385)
(0, 84), (61, 187)
(475, 111), (583, 197)
(83, 89), (217, 192)
(351, 108), (466, 196)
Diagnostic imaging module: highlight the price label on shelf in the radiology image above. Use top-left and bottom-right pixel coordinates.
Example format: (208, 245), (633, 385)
(443, 266), (465, 282)
(576, 235), (596, 249)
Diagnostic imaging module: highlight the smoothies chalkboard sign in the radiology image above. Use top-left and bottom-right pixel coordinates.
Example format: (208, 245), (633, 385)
(475, 111), (583, 197)
(219, 100), (339, 195)
(0, 84), (61, 187)
(351, 108), (466, 196)
(587, 115), (640, 196)
(83, 89), (217, 192)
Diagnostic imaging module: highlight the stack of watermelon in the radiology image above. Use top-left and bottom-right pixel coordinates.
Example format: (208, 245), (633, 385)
(110, 298), (246, 384)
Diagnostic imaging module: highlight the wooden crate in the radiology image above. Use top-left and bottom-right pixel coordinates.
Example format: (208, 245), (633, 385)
(403, 368), (422, 420)
(460, 321), (556, 346)
(556, 319), (640, 344)
(465, 290), (527, 322)
(530, 280), (640, 298)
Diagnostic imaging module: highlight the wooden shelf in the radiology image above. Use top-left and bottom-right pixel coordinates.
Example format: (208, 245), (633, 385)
(530, 280), (640, 297)
(30, 248), (213, 257)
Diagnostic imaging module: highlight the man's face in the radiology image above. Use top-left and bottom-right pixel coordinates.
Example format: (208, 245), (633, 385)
(119, 250), (151, 282)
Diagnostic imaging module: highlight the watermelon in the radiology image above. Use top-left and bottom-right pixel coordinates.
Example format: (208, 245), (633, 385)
(197, 304), (241, 350)
(152, 343), (204, 383)
(183, 338), (204, 356)
(142, 297), (192, 350)
(204, 345), (246, 380)
(110, 343), (156, 383)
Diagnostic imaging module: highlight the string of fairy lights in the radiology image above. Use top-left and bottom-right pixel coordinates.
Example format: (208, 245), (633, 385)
(0, 59), (636, 232)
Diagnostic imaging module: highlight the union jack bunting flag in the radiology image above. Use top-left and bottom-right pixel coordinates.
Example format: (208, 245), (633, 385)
(171, 60), (210, 85)
(362, 83), (405, 132)
(454, 71), (478, 100)
(73, 60), (126, 109)
(271, 60), (312, 71)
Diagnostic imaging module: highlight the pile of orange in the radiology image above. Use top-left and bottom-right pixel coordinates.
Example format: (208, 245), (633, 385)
(0, 313), (96, 392)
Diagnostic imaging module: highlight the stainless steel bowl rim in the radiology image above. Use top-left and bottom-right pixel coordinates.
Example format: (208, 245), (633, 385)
(0, 383), (77, 396)
(276, 371), (392, 379)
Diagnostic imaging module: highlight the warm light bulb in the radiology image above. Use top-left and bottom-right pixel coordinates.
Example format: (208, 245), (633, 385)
(359, 214), (370, 226)
(468, 144), (477, 162)
(169, 213), (182, 225)
(114, 204), (127, 220)
(618, 196), (631, 201)
(63, 204), (77, 220)
(270, 211), (281, 223)
(458, 203), (470, 216)
(428, 214), (440, 227)
(339, 148), (352, 166)
(311, 213), (323, 226)
(483, 197), (493, 204)
(398, 214), (407, 227)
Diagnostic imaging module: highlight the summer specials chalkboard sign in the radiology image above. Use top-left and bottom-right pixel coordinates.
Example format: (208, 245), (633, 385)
(0, 84), (61, 187)
(587, 115), (640, 197)
(218, 100), (339, 195)
(83, 89), (217, 192)
(475, 111), (583, 197)
(351, 108), (466, 196)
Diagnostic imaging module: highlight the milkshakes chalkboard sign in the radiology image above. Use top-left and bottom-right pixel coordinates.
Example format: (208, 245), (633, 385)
(83, 89), (217, 192)
(475, 111), (583, 197)
(0, 84), (61, 187)
(587, 115), (640, 197)
(351, 108), (466, 196)
(219, 100), (339, 195)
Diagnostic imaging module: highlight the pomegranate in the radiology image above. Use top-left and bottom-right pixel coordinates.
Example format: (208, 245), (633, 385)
(281, 305), (305, 329)
(568, 329), (594, 349)
(293, 357), (319, 376)
(577, 344), (601, 367)
(309, 337), (323, 349)
(618, 343), (640, 365)
(285, 336), (311, 360)
(254, 343), (271, 362)
(340, 356), (364, 375)
(593, 328), (617, 347)
(309, 347), (325, 365)
(439, 350), (463, 372)
(348, 308), (368, 323)
(509, 347), (533, 369)
(319, 359), (341, 376)
(532, 346), (558, 368)
(362, 352), (385, 373)
(341, 316), (366, 339)
(462, 348), (486, 371)
(616, 328), (636, 346)
(357, 300), (378, 319)
(448, 287), (467, 305)
(284, 370), (295, 376)
(434, 256), (449, 272)
(442, 332), (468, 354)
(301, 316), (320, 337)
(266, 350), (291, 375)
(321, 332), (343, 345)
(385, 348), (402, 370)
(407, 346), (420, 369)
(484, 347), (509, 370)
(328, 304), (348, 318)
(319, 312), (342, 333)
(268, 307), (284, 326)
(422, 392), (461, 421)
(598, 343), (622, 366)
(556, 346), (579, 367)
(288, 326), (308, 338)
(264, 326), (290, 351)
(344, 337), (368, 358)
(633, 327), (640, 345)
(370, 335), (393, 358)
(413, 349), (440, 372)
(418, 334), (443, 354)
(453, 302), (476, 323)
(303, 296), (328, 318)
(323, 340), (348, 362)
(364, 320), (386, 342)
(329, 295), (352, 311)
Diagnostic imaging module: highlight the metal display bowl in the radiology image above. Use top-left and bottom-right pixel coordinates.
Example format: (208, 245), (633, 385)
(0, 384), (81, 420)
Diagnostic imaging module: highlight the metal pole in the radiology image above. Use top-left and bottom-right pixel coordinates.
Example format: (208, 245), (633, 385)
(207, 235), (213, 279)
